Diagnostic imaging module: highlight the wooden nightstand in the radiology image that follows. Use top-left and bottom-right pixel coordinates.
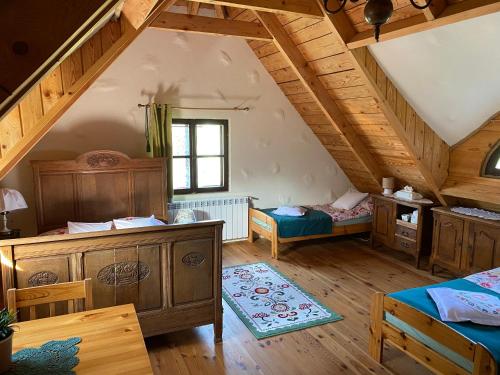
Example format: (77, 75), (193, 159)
(371, 194), (434, 268)
(0, 229), (20, 240)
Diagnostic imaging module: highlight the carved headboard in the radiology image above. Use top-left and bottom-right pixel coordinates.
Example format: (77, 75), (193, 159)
(32, 150), (167, 234)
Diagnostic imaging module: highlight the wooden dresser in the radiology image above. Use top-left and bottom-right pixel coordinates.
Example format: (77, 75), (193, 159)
(371, 194), (434, 268)
(0, 221), (224, 341)
(431, 207), (500, 276)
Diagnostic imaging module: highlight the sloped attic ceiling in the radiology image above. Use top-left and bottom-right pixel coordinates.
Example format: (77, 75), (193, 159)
(370, 11), (500, 145)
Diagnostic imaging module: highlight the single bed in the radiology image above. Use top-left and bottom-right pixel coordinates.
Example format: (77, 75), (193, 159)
(369, 268), (499, 375)
(248, 199), (372, 259)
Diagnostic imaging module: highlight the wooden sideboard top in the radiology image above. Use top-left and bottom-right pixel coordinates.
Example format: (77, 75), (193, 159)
(0, 220), (225, 246)
(431, 207), (500, 228)
(371, 193), (435, 208)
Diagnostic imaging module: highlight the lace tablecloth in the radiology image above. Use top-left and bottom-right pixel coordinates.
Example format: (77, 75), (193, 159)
(7, 337), (81, 375)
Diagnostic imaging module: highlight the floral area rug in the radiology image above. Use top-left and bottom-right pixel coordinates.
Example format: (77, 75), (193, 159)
(222, 262), (343, 339)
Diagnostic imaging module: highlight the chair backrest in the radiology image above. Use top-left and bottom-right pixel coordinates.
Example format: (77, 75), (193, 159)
(7, 279), (93, 320)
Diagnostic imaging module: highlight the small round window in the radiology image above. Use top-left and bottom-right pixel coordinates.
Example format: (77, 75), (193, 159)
(481, 141), (500, 178)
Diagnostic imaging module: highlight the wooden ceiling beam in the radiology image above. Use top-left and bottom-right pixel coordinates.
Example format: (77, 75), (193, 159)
(214, 4), (225, 19)
(187, 1), (201, 15)
(194, 0), (324, 18)
(150, 12), (272, 40)
(347, 0), (500, 49)
(0, 0), (177, 181)
(256, 11), (384, 190)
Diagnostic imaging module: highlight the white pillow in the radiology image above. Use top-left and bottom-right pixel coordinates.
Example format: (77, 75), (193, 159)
(67, 221), (113, 234)
(331, 191), (369, 210)
(113, 215), (166, 229)
(427, 287), (500, 326)
(272, 206), (307, 217)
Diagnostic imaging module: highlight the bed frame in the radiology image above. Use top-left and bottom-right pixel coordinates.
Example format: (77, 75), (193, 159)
(369, 292), (497, 375)
(0, 150), (224, 341)
(248, 207), (371, 259)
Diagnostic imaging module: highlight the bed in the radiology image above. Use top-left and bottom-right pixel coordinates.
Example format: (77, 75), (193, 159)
(1, 150), (224, 341)
(248, 199), (372, 259)
(369, 268), (499, 375)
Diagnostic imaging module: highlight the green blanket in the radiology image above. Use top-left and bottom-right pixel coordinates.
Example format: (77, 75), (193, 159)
(259, 208), (332, 238)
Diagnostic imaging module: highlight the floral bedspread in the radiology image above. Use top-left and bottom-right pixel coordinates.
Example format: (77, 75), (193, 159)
(306, 197), (373, 222)
(465, 267), (500, 294)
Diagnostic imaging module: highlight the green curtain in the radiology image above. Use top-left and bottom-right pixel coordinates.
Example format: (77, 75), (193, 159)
(146, 103), (173, 202)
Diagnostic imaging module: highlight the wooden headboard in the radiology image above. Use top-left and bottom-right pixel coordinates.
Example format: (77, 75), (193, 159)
(32, 150), (167, 233)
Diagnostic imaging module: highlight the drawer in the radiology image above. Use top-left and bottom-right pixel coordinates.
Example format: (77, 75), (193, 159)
(395, 235), (416, 254)
(395, 224), (417, 240)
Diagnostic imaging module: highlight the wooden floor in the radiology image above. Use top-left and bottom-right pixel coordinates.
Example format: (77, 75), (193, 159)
(146, 237), (442, 375)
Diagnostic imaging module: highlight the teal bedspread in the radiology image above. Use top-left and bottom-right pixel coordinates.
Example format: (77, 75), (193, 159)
(259, 208), (332, 238)
(389, 279), (500, 373)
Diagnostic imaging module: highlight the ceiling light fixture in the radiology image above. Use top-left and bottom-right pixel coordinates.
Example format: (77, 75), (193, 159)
(323, 0), (433, 42)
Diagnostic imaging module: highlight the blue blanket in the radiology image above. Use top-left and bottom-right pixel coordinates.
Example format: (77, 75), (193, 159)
(260, 208), (332, 238)
(389, 279), (500, 373)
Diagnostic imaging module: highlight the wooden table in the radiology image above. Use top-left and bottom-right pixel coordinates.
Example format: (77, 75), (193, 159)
(12, 304), (152, 374)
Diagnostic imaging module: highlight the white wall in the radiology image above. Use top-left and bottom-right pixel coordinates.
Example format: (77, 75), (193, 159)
(370, 12), (500, 145)
(2, 29), (351, 236)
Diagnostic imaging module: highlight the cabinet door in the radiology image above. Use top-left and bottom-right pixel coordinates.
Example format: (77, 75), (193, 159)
(172, 238), (214, 306)
(84, 245), (162, 311)
(467, 223), (500, 273)
(373, 199), (395, 246)
(432, 214), (463, 271)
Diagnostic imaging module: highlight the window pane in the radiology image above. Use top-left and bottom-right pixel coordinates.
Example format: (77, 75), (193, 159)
(197, 157), (223, 188)
(496, 157), (500, 170)
(196, 124), (223, 156)
(173, 124), (190, 156)
(173, 158), (191, 190)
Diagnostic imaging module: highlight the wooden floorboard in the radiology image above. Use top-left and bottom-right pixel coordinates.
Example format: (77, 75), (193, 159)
(146, 237), (439, 374)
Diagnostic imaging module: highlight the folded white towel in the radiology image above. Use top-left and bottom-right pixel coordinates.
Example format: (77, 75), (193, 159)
(427, 287), (500, 326)
(272, 206), (307, 217)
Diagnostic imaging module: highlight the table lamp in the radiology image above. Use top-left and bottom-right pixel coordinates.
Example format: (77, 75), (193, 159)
(0, 188), (28, 233)
(382, 177), (395, 196)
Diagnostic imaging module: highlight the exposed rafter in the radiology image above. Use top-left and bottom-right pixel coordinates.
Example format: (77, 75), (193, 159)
(0, 0), (177, 181)
(256, 11), (384, 190)
(194, 0), (324, 18)
(150, 12), (272, 40)
(187, 1), (201, 15)
(347, 0), (500, 49)
(214, 4), (225, 18)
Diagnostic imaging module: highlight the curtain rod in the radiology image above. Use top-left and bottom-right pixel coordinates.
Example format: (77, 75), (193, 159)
(138, 104), (250, 111)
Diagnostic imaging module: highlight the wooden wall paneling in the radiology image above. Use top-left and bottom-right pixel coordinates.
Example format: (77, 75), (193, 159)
(100, 20), (122, 52)
(256, 11), (383, 191)
(441, 113), (500, 206)
(348, 47), (449, 205)
(19, 87), (44, 135)
(81, 33), (104, 73)
(60, 50), (84, 92)
(0, 0), (178, 181)
(0, 107), (23, 157)
(40, 68), (64, 114)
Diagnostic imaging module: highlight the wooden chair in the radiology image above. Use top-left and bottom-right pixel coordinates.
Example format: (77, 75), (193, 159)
(7, 279), (93, 320)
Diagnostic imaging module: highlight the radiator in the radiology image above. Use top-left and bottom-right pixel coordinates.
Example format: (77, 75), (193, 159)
(168, 197), (249, 241)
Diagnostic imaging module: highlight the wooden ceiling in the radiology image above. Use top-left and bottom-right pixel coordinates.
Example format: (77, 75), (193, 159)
(0, 0), (499, 205)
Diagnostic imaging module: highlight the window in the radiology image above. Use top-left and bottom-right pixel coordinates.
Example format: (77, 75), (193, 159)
(481, 141), (500, 179)
(172, 119), (229, 194)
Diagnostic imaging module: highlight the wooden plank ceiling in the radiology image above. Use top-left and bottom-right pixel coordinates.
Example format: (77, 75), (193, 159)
(1, 0), (498, 206)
